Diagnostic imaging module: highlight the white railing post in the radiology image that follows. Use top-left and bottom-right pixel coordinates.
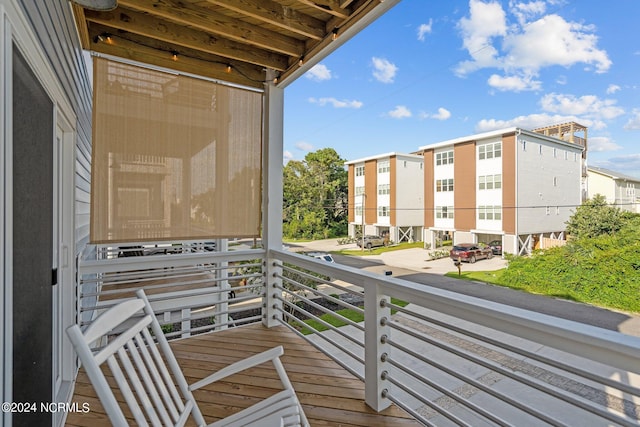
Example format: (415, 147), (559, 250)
(263, 257), (283, 327)
(262, 69), (284, 328)
(364, 280), (392, 411)
(215, 239), (229, 330)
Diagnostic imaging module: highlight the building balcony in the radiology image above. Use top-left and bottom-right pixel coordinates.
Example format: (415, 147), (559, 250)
(66, 243), (640, 426)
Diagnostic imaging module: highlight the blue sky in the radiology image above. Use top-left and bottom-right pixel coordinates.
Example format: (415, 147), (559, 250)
(283, 0), (640, 178)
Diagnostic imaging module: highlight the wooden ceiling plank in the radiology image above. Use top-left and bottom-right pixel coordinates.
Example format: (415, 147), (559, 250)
(118, 0), (305, 57)
(295, 0), (349, 20)
(204, 0), (325, 40)
(84, 8), (288, 70)
(72, 3), (92, 49)
(88, 28), (265, 88)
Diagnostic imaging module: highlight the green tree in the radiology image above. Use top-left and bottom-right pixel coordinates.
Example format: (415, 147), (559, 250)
(283, 148), (348, 239)
(565, 194), (628, 239)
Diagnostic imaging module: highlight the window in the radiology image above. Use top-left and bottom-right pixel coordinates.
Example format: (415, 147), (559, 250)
(478, 205), (501, 220)
(355, 186), (365, 196)
(564, 150), (568, 160)
(378, 206), (390, 217)
(436, 178), (454, 192)
(479, 142), (501, 160)
(436, 150), (454, 166)
(545, 206), (550, 215)
(378, 160), (390, 173)
(436, 206), (454, 219)
(522, 140), (527, 151)
(478, 174), (502, 190)
(378, 184), (390, 195)
(553, 177), (558, 187)
(355, 165), (365, 176)
(553, 148), (557, 158)
(556, 206), (560, 215)
(539, 144), (543, 155)
(403, 161), (407, 168)
(355, 205), (363, 216)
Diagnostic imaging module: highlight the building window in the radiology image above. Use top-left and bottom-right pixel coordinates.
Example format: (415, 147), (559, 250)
(553, 177), (558, 187)
(378, 184), (390, 195)
(355, 205), (363, 216)
(522, 140), (526, 151)
(378, 160), (390, 173)
(355, 186), (365, 196)
(436, 206), (454, 219)
(436, 178), (454, 192)
(420, 163), (423, 169)
(355, 165), (365, 176)
(378, 206), (390, 217)
(564, 150), (568, 160)
(546, 206), (550, 215)
(478, 205), (502, 220)
(479, 142), (502, 160)
(539, 144), (543, 155)
(556, 206), (560, 215)
(436, 150), (454, 166)
(553, 148), (557, 158)
(479, 174), (502, 190)
(403, 161), (407, 168)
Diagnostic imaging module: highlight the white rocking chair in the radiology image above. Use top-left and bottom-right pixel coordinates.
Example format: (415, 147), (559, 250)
(67, 289), (309, 426)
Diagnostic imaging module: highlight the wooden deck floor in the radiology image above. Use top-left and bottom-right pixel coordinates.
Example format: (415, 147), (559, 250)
(65, 323), (421, 426)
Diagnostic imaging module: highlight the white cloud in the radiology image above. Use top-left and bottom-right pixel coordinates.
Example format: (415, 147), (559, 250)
(540, 93), (624, 120)
(455, 0), (507, 75)
(417, 19), (433, 41)
(488, 73), (541, 91)
(283, 150), (294, 162)
(305, 64), (332, 82)
(455, 1), (611, 92)
(624, 109), (640, 130)
(588, 136), (622, 152)
(476, 113), (578, 132)
(606, 84), (621, 94)
(295, 141), (314, 152)
(308, 97), (363, 109)
(371, 57), (398, 83)
(423, 107), (452, 120)
(387, 105), (412, 119)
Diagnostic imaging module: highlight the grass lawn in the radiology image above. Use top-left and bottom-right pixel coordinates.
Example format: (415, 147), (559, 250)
(335, 241), (424, 256)
(299, 298), (408, 335)
(444, 269), (505, 284)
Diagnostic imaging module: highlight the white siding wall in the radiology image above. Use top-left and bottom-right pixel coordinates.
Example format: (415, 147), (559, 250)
(587, 171), (615, 202)
(354, 164), (365, 225)
(476, 137), (503, 232)
(376, 159), (391, 225)
(433, 149), (454, 229)
(395, 156), (423, 225)
(516, 135), (582, 234)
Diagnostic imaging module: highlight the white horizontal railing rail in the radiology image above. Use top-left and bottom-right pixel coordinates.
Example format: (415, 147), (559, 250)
(77, 244), (265, 339)
(269, 248), (640, 427)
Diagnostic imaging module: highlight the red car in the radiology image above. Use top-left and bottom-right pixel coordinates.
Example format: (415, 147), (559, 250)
(450, 243), (493, 263)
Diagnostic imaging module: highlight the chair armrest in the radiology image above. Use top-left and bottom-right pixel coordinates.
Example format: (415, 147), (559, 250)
(189, 345), (284, 391)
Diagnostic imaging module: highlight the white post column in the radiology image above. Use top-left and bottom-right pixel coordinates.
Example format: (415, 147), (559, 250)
(364, 280), (392, 411)
(215, 239), (228, 330)
(262, 69), (284, 328)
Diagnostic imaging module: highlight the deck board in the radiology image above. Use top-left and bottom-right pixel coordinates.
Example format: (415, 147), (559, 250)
(65, 323), (421, 426)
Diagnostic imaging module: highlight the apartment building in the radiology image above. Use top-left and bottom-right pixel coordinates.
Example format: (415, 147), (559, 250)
(587, 166), (640, 213)
(346, 153), (424, 243)
(420, 127), (584, 255)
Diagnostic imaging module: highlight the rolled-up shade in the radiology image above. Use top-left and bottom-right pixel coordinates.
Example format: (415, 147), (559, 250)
(90, 58), (262, 243)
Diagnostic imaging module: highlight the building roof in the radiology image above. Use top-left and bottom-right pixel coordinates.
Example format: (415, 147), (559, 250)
(418, 127), (585, 152)
(588, 166), (640, 183)
(345, 152), (424, 165)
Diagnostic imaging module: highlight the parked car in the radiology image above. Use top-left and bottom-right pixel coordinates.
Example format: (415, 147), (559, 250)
(487, 239), (502, 255)
(356, 235), (386, 249)
(306, 252), (335, 263)
(450, 243), (493, 263)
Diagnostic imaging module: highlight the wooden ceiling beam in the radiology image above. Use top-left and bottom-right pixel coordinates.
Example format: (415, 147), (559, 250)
(118, 0), (305, 57)
(295, 0), (349, 20)
(88, 27), (266, 89)
(84, 7), (288, 70)
(204, 0), (325, 40)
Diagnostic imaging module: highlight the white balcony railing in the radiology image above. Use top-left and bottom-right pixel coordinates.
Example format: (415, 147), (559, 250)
(78, 245), (640, 426)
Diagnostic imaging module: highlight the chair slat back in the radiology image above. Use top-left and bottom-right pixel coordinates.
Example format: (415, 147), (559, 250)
(67, 291), (200, 427)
